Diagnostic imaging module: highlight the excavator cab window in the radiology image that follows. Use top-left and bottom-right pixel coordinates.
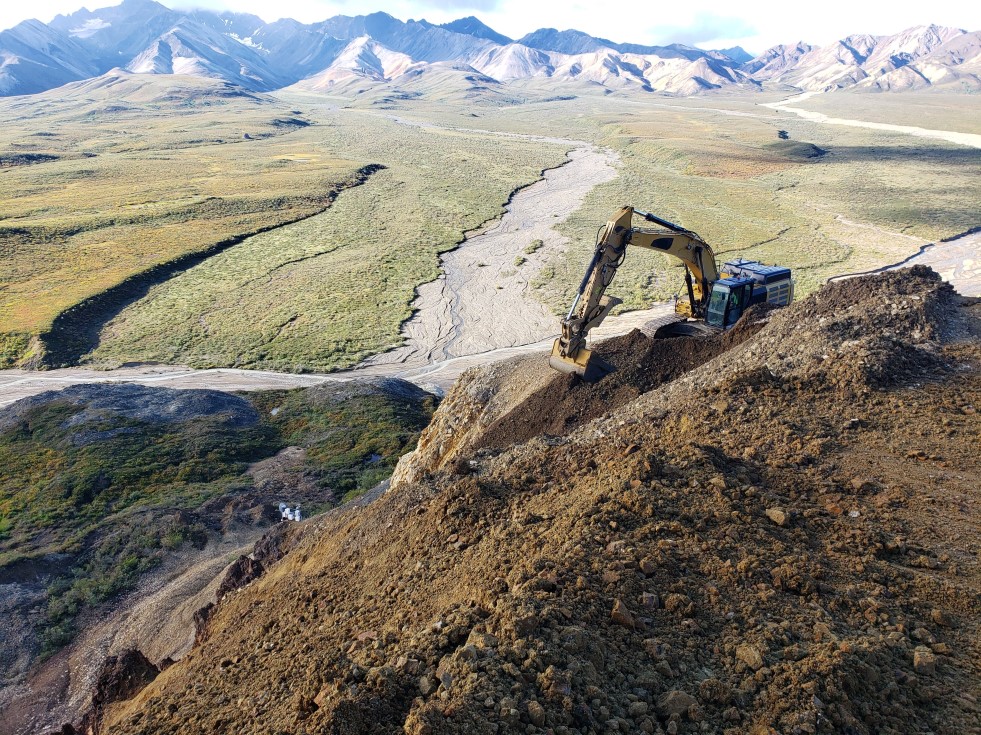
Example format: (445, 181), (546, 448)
(707, 281), (752, 329)
(706, 285), (729, 328)
(726, 287), (745, 327)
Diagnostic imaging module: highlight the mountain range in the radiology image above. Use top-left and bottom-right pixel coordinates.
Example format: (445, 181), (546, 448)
(0, 0), (978, 97)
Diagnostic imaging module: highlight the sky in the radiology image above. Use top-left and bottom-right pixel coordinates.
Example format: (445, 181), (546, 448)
(2, 0), (979, 54)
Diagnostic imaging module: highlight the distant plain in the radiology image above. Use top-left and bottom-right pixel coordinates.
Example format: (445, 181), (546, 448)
(1, 74), (978, 372)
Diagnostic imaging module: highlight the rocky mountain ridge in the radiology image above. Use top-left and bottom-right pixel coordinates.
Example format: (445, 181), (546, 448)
(1, 0), (978, 97)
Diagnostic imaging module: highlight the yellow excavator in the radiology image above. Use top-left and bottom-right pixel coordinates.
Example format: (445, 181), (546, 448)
(549, 206), (794, 381)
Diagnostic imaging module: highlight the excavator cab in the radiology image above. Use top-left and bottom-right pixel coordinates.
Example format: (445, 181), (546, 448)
(705, 278), (754, 329)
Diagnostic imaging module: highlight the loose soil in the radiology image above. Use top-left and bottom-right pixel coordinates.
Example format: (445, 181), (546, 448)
(478, 308), (770, 449)
(99, 267), (980, 735)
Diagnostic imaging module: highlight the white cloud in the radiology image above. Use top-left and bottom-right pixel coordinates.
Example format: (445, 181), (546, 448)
(2, 0), (979, 55)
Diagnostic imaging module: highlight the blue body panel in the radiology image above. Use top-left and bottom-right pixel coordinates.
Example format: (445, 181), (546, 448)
(724, 258), (793, 285)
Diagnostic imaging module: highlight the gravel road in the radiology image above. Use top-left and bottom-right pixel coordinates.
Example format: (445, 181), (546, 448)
(763, 91), (981, 149)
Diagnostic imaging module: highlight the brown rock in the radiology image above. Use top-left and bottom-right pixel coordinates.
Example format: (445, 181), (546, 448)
(628, 701), (649, 717)
(698, 677), (731, 704)
(611, 599), (635, 628)
(813, 622), (834, 642)
(314, 687), (330, 708)
(657, 690), (697, 717)
(513, 615), (538, 636)
(215, 555), (265, 602)
(527, 700), (546, 727)
(639, 558), (656, 575)
(736, 643), (765, 670)
(403, 712), (433, 735)
(765, 508), (789, 526)
(664, 593), (695, 617)
(396, 656), (422, 674)
(913, 647), (936, 675)
(91, 649), (159, 710)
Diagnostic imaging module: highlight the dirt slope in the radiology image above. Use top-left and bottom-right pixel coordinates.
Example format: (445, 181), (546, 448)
(104, 267), (979, 735)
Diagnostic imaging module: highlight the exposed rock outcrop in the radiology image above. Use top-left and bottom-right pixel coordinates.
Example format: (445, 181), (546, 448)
(56, 650), (159, 735)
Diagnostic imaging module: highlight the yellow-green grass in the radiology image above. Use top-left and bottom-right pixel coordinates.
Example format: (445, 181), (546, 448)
(0, 77), (362, 366)
(85, 109), (569, 371)
(788, 91), (981, 135)
(527, 95), (981, 313)
(5, 80), (977, 371)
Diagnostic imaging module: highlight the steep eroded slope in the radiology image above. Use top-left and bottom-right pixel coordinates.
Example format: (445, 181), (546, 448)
(105, 268), (979, 735)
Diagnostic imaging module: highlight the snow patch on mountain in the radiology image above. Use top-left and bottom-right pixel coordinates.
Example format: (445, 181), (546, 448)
(69, 19), (112, 39)
(745, 24), (977, 92)
(0, 3), (977, 98)
(293, 36), (421, 89)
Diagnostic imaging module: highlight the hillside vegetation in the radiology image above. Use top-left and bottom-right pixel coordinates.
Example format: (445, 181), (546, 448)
(2, 79), (977, 376)
(0, 74), (363, 367)
(533, 98), (981, 311)
(311, 93), (979, 321)
(83, 102), (569, 371)
(0, 379), (435, 671)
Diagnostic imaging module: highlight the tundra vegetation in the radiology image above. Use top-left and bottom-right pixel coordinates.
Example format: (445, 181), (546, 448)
(424, 95), (980, 313)
(786, 90), (981, 133)
(83, 104), (569, 371)
(0, 78), (365, 367)
(1, 79), (978, 370)
(335, 91), (979, 311)
(0, 381), (436, 654)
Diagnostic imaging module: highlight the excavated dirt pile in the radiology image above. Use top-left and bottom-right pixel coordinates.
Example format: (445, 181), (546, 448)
(478, 309), (770, 449)
(102, 267), (979, 735)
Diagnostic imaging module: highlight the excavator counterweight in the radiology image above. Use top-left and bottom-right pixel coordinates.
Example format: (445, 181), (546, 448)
(549, 206), (794, 380)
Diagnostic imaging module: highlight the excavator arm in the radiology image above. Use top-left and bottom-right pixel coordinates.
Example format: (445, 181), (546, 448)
(549, 206), (719, 380)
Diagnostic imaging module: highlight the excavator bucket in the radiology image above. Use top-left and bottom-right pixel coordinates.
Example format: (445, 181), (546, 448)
(548, 339), (615, 383)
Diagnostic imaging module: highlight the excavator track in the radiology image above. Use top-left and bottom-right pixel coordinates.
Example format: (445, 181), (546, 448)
(642, 314), (720, 339)
(640, 313), (685, 339)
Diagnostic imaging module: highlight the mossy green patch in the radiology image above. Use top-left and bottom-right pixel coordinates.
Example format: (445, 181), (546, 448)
(0, 380), (436, 654)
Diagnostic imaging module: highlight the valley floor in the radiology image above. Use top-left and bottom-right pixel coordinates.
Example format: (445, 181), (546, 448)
(1, 225), (976, 406)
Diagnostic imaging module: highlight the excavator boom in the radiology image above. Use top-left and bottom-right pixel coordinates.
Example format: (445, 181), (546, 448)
(549, 206), (717, 380)
(549, 206), (792, 381)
